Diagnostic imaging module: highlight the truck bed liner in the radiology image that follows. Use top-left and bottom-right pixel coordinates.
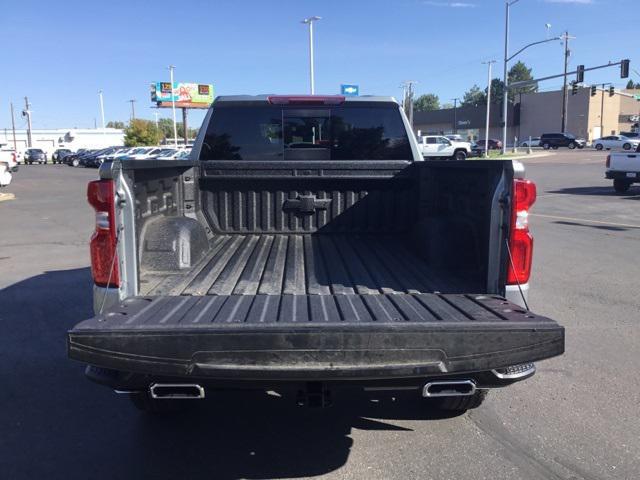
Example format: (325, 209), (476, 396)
(142, 234), (477, 296)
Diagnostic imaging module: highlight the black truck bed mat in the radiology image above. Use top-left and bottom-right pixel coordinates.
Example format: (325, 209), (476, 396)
(68, 294), (564, 379)
(142, 234), (476, 296)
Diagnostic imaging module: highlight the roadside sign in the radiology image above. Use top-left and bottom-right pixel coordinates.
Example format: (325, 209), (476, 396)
(341, 84), (359, 96)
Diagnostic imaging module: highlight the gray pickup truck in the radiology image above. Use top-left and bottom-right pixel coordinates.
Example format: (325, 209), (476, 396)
(68, 95), (564, 413)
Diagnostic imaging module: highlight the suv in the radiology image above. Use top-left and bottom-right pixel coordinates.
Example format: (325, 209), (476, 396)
(416, 135), (471, 160)
(539, 133), (586, 150)
(24, 148), (47, 164)
(52, 148), (73, 164)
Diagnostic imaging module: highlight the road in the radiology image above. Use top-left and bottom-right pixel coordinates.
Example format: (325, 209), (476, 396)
(1, 153), (638, 480)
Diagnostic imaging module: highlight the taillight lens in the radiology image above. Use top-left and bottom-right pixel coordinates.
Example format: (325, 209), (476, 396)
(87, 180), (119, 287)
(507, 179), (536, 285)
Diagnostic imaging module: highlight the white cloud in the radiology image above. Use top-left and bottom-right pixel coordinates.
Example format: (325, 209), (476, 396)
(423, 1), (476, 7)
(544, 0), (594, 4)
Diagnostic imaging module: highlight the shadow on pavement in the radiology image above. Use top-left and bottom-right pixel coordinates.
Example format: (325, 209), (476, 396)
(553, 220), (639, 232)
(547, 186), (640, 197)
(0, 268), (461, 480)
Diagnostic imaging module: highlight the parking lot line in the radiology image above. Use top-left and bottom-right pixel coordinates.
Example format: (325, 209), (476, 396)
(531, 213), (640, 229)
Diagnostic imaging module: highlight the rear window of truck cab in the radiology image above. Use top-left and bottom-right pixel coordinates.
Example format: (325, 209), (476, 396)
(199, 103), (412, 161)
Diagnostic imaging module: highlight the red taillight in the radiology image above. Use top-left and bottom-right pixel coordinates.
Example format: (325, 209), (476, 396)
(606, 155), (610, 168)
(87, 180), (119, 287)
(267, 95), (346, 105)
(507, 179), (536, 285)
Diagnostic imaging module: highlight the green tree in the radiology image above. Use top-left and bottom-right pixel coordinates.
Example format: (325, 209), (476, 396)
(157, 118), (199, 140)
(441, 102), (454, 109)
(461, 84), (486, 107)
(626, 80), (640, 89)
(124, 119), (162, 146)
(106, 121), (126, 129)
(413, 94), (440, 112)
(508, 61), (537, 100)
(485, 78), (506, 105)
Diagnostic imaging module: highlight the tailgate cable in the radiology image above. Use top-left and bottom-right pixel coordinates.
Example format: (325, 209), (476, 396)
(98, 227), (122, 315)
(505, 239), (530, 311)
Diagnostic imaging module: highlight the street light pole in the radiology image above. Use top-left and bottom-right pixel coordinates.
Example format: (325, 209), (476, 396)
(451, 98), (459, 133)
(560, 32), (575, 133)
(98, 90), (105, 132)
(301, 16), (321, 94)
(501, 0), (518, 154)
(483, 60), (496, 158)
(169, 65), (178, 147)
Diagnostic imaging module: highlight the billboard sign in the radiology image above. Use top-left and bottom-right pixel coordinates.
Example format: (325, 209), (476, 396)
(151, 82), (214, 107)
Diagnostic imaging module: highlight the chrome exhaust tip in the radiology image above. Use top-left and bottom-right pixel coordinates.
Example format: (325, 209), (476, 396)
(149, 383), (205, 400)
(422, 380), (476, 398)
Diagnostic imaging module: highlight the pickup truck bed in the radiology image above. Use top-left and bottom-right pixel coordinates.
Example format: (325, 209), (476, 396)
(142, 233), (474, 296)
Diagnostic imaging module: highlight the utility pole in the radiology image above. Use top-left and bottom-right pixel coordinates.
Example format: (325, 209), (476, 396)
(169, 65), (178, 147)
(128, 99), (136, 120)
(483, 61), (496, 158)
(401, 81), (417, 127)
(153, 111), (159, 128)
(451, 98), (459, 133)
(182, 108), (188, 145)
(560, 32), (575, 133)
(22, 97), (33, 148)
(10, 102), (17, 151)
(501, 0), (520, 154)
(98, 90), (106, 132)
(301, 16), (321, 94)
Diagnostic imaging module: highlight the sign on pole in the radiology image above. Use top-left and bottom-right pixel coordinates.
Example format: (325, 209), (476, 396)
(150, 82), (214, 108)
(340, 84), (359, 96)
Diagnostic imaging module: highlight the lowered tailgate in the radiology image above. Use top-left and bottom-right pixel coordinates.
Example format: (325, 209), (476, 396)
(68, 293), (564, 380)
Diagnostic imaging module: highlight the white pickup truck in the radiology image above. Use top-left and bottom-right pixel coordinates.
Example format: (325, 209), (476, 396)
(606, 146), (640, 193)
(0, 149), (18, 187)
(415, 135), (471, 161)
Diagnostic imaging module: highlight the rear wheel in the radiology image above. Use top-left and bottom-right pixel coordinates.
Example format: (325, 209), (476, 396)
(568, 142), (576, 149)
(427, 391), (488, 412)
(623, 143), (631, 150)
(613, 179), (631, 193)
(72, 159), (79, 167)
(453, 150), (467, 161)
(595, 143), (604, 151)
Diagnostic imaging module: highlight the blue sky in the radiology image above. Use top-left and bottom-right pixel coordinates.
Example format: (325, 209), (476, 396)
(2, 0), (638, 129)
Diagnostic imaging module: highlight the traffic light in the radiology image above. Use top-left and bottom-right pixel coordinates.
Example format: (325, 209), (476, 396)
(576, 65), (585, 83)
(571, 82), (578, 95)
(609, 86), (615, 97)
(591, 85), (597, 96)
(621, 59), (630, 79)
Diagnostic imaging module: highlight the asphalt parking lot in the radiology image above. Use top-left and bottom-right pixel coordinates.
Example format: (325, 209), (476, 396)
(1, 152), (639, 480)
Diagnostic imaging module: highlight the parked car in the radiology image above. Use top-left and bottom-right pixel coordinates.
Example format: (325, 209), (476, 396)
(52, 148), (73, 164)
(620, 131), (639, 139)
(520, 137), (540, 148)
(593, 135), (640, 151)
(66, 149), (96, 167)
(0, 162), (12, 187)
(68, 94), (564, 414)
(475, 139), (503, 151)
(539, 133), (586, 150)
(128, 147), (164, 160)
(415, 135), (471, 160)
(24, 148), (47, 164)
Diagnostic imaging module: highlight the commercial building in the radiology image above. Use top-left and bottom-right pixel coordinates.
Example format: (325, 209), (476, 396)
(0, 128), (124, 154)
(413, 88), (640, 144)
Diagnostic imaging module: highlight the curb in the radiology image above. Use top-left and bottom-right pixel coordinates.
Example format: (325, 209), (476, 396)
(0, 192), (15, 202)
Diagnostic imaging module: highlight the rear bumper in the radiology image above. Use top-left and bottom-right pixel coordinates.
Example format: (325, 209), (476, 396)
(606, 170), (640, 182)
(68, 294), (564, 382)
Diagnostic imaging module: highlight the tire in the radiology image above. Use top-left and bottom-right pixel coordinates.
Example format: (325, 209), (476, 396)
(429, 391), (488, 412)
(552, 146), (559, 150)
(613, 179), (631, 193)
(542, 143), (550, 150)
(623, 143), (631, 150)
(453, 150), (467, 161)
(568, 142), (576, 149)
(72, 159), (79, 167)
(128, 391), (189, 414)
(595, 143), (604, 151)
